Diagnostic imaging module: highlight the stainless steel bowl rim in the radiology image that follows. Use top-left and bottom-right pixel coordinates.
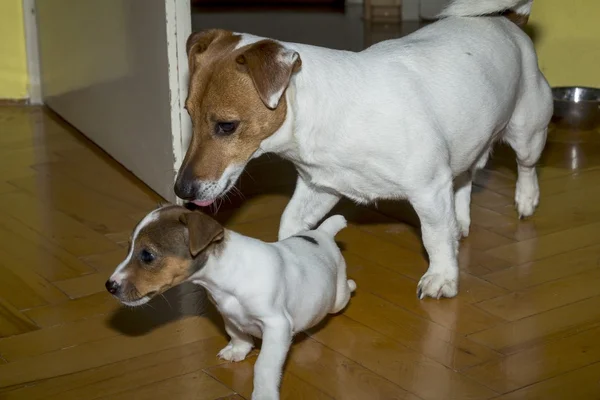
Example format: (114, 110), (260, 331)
(552, 86), (600, 104)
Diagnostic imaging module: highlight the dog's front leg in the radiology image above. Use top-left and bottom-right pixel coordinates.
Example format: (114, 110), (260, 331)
(411, 176), (460, 299)
(279, 176), (340, 240)
(252, 318), (292, 400)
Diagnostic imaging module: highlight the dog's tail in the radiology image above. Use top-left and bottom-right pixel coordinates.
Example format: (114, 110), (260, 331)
(317, 215), (347, 237)
(438, 0), (533, 19)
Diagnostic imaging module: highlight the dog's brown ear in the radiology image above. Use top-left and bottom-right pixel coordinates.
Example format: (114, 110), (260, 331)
(236, 40), (301, 110)
(186, 29), (227, 74)
(179, 212), (224, 257)
(186, 29), (223, 56)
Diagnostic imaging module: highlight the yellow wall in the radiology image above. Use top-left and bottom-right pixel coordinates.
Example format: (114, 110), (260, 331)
(0, 0), (28, 99)
(531, 0), (600, 88)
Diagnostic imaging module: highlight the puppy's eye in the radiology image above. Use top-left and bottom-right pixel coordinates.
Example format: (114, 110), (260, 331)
(215, 121), (238, 136)
(139, 249), (155, 264)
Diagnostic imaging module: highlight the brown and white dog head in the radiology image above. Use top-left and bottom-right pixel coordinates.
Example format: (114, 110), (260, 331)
(105, 205), (224, 306)
(174, 29), (302, 206)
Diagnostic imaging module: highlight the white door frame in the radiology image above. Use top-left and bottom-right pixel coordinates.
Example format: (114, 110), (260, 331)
(166, 0), (193, 194)
(22, 0), (42, 105)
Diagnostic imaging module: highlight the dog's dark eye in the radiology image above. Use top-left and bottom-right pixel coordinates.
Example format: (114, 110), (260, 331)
(215, 121), (238, 136)
(139, 249), (155, 264)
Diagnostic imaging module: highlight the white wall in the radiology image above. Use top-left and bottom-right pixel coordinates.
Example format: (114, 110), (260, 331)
(36, 0), (190, 201)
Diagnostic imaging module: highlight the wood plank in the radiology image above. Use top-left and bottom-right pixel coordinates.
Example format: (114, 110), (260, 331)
(0, 314), (223, 387)
(308, 315), (497, 400)
(0, 314), (120, 361)
(486, 221), (600, 265)
(23, 292), (119, 328)
(0, 212), (95, 282)
(475, 268), (600, 321)
(206, 357), (334, 400)
(464, 326), (600, 394)
(53, 272), (111, 299)
(494, 361), (600, 400)
(343, 290), (501, 371)
(344, 253), (504, 335)
(288, 336), (420, 400)
(97, 371), (233, 400)
(0, 192), (119, 257)
(33, 155), (161, 210)
(0, 298), (38, 338)
(0, 181), (17, 194)
(483, 244), (600, 291)
(80, 248), (127, 272)
(0, 259), (67, 310)
(9, 173), (144, 235)
(1, 336), (228, 400)
(468, 296), (600, 355)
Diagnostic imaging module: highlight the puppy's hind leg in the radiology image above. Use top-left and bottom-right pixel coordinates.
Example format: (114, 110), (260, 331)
(331, 257), (355, 314)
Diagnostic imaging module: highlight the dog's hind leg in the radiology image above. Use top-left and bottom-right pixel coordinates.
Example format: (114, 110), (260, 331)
(454, 171), (473, 238)
(505, 126), (547, 218)
(454, 149), (491, 238)
(279, 176), (340, 240)
(218, 319), (255, 362)
(504, 78), (552, 219)
(504, 66), (552, 218)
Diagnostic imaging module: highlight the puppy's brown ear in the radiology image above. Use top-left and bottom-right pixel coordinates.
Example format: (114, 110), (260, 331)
(236, 40), (301, 110)
(179, 212), (224, 257)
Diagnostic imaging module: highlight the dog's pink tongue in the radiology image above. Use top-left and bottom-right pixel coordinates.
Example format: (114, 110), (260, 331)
(192, 199), (215, 207)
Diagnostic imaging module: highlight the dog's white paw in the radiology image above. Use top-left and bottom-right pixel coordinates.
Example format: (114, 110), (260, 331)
(217, 341), (253, 362)
(417, 271), (458, 299)
(456, 217), (470, 238)
(515, 179), (539, 219)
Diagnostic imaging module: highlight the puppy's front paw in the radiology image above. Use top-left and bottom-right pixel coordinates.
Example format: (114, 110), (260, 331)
(417, 271), (458, 299)
(217, 341), (253, 362)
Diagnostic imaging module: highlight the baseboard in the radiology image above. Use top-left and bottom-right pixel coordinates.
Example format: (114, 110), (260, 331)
(0, 99), (29, 106)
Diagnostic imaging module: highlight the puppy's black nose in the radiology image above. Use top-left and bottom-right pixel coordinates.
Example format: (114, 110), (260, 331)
(174, 168), (199, 200)
(105, 280), (120, 295)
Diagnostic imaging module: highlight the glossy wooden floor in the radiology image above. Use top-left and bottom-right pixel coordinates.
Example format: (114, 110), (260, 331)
(1, 105), (600, 400)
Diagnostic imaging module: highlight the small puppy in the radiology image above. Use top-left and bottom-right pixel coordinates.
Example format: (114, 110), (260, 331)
(106, 204), (355, 400)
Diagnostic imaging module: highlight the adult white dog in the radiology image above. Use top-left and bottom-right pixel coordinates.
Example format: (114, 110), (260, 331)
(174, 0), (553, 299)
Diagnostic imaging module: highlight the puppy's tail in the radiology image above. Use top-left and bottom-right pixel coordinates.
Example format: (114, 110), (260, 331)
(438, 0), (533, 18)
(317, 215), (347, 237)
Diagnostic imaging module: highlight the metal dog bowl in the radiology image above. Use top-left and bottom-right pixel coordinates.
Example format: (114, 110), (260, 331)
(552, 86), (600, 130)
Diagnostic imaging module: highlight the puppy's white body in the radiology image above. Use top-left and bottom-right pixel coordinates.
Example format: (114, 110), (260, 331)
(229, 1), (553, 299)
(193, 215), (352, 337)
(192, 215), (354, 399)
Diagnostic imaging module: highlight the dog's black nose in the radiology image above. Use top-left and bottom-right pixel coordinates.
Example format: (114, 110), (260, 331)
(174, 169), (199, 200)
(105, 280), (120, 295)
